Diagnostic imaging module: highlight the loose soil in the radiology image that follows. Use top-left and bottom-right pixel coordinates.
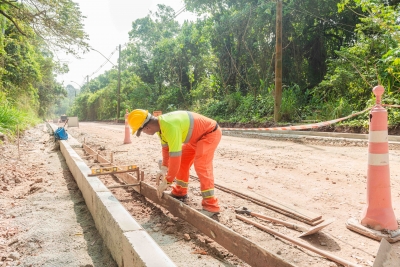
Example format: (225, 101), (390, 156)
(0, 124), (117, 267)
(2, 122), (400, 267)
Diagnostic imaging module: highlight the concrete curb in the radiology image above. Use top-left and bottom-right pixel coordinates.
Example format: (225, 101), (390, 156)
(222, 130), (400, 149)
(47, 123), (176, 267)
(223, 129), (400, 142)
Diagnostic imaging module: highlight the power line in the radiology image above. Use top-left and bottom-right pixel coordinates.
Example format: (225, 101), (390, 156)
(174, 5), (186, 17)
(174, 5), (186, 19)
(90, 47), (117, 67)
(88, 47), (118, 78)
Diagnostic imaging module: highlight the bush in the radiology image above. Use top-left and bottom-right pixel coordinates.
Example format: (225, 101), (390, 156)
(0, 99), (40, 139)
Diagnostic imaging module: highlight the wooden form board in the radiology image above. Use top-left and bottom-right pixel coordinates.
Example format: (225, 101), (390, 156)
(141, 185), (294, 267)
(82, 144), (295, 267)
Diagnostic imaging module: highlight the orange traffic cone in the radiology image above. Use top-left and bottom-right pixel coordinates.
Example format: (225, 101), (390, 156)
(123, 109), (132, 144)
(360, 85), (397, 230)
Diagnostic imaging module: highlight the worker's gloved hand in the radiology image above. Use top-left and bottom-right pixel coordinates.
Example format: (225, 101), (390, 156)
(156, 166), (169, 199)
(156, 166), (168, 184)
(156, 178), (169, 199)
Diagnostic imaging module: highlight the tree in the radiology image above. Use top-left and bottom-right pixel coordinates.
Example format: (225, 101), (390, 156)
(0, 0), (89, 119)
(0, 0), (89, 55)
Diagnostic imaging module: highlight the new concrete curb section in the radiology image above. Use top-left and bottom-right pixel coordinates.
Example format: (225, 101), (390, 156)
(49, 124), (176, 267)
(223, 129), (400, 142)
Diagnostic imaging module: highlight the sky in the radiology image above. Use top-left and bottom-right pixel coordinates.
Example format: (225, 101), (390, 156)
(56, 0), (196, 88)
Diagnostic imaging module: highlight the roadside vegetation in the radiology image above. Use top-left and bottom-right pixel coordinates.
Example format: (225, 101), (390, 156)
(68, 0), (400, 129)
(0, 0), (88, 138)
(1, 0), (400, 139)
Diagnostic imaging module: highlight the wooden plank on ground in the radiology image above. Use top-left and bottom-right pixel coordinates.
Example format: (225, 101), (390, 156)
(210, 181), (322, 225)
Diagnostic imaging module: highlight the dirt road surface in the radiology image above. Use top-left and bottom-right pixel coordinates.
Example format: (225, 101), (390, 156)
(0, 124), (117, 267)
(2, 121), (400, 267)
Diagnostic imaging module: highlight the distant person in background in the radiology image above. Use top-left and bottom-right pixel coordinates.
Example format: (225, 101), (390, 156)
(127, 109), (222, 216)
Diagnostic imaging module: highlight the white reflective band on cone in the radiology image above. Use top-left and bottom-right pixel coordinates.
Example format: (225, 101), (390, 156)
(368, 153), (389, 166)
(369, 130), (388, 142)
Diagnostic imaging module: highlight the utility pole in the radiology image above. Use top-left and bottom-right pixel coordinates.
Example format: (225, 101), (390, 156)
(117, 44), (121, 121)
(70, 81), (81, 97)
(274, 0), (283, 123)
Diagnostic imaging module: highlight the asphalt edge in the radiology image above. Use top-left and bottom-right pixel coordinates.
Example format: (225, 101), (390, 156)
(46, 123), (176, 267)
(222, 130), (400, 149)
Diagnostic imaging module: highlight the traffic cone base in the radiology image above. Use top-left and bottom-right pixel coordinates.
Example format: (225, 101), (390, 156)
(361, 208), (398, 231)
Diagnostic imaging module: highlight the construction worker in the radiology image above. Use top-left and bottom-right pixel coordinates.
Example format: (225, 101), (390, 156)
(127, 109), (221, 215)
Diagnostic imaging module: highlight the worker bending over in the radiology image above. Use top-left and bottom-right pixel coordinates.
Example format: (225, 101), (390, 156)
(127, 109), (222, 214)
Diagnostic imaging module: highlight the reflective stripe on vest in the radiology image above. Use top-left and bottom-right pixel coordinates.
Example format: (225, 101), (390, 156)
(201, 189), (214, 198)
(183, 111), (194, 143)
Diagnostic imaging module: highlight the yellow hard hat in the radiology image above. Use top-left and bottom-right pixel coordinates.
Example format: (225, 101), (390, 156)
(127, 109), (150, 135)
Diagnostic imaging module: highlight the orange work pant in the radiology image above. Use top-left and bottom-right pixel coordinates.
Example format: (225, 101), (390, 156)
(171, 127), (222, 212)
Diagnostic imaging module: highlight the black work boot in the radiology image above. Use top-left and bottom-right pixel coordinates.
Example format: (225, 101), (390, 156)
(170, 193), (188, 202)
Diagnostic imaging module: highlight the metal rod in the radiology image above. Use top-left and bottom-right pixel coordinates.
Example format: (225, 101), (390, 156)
(190, 175), (321, 225)
(107, 183), (140, 189)
(236, 215), (361, 267)
(88, 168), (139, 177)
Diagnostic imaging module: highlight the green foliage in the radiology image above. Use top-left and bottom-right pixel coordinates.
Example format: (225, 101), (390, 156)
(1, 0), (89, 55)
(196, 92), (275, 123)
(68, 92), (91, 121)
(0, 0), (89, 134)
(195, 98), (229, 122)
(42, 0), (400, 133)
(321, 97), (354, 120)
(157, 86), (185, 112)
(231, 94), (270, 123)
(0, 98), (40, 139)
(280, 85), (302, 122)
(190, 74), (219, 101)
(383, 94), (400, 126)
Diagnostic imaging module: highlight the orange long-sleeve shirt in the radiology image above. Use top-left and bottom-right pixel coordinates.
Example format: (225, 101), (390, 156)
(156, 111), (217, 183)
